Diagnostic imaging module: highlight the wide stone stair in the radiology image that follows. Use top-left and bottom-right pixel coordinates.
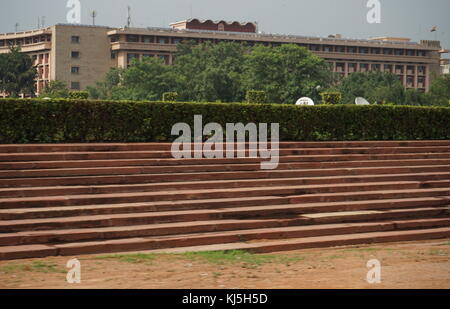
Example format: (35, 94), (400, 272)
(0, 141), (449, 260)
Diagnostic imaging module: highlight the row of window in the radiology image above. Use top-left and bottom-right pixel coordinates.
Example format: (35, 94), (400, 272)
(114, 34), (428, 57)
(0, 34), (51, 47)
(333, 63), (427, 75)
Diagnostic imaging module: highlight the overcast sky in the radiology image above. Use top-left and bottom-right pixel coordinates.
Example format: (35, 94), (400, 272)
(1, 0), (449, 48)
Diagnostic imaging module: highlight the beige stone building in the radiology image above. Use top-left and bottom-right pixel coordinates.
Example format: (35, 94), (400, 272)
(0, 21), (448, 96)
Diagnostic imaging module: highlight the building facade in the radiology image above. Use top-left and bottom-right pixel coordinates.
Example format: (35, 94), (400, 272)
(0, 21), (446, 96)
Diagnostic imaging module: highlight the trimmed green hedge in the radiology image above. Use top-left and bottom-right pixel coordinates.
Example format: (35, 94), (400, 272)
(321, 91), (342, 105)
(246, 90), (267, 104)
(0, 98), (449, 143)
(162, 92), (178, 102)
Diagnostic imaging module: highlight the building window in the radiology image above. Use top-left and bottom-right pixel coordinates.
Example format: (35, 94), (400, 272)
(111, 52), (116, 59)
(394, 49), (404, 56)
(71, 82), (80, 90)
(71, 36), (80, 44)
(158, 37), (168, 44)
(418, 66), (426, 75)
(347, 46), (356, 53)
(71, 66), (80, 74)
(142, 36), (153, 43)
(359, 47), (369, 54)
(417, 50), (426, 57)
(127, 53), (139, 65)
(71, 51), (80, 59)
(126, 35), (139, 42)
(384, 64), (393, 72)
(406, 50), (415, 56)
(371, 64), (381, 71)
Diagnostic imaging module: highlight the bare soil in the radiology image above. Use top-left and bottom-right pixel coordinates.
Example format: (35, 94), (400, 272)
(0, 239), (449, 289)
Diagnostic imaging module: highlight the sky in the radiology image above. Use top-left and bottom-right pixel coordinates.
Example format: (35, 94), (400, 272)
(0, 0), (449, 48)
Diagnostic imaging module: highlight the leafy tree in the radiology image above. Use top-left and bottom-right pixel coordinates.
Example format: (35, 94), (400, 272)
(243, 44), (334, 104)
(337, 72), (405, 105)
(173, 41), (248, 102)
(39, 80), (70, 98)
(87, 68), (122, 99)
(0, 47), (36, 97)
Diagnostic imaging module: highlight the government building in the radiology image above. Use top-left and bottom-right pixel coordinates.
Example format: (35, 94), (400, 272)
(0, 19), (448, 96)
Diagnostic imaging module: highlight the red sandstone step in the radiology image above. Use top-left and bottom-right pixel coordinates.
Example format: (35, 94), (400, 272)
(2, 153), (450, 171)
(147, 227), (450, 255)
(1, 195), (448, 221)
(1, 171), (449, 199)
(0, 207), (448, 247)
(1, 165), (449, 191)
(2, 140), (450, 154)
(2, 155), (450, 171)
(0, 181), (429, 209)
(0, 193), (448, 233)
(2, 158), (450, 179)
(2, 223), (449, 260)
(0, 168), (443, 188)
(2, 146), (450, 162)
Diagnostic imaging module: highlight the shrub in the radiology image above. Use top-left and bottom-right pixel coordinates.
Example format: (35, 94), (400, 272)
(0, 98), (449, 143)
(162, 92), (178, 102)
(246, 90), (267, 104)
(320, 91), (342, 105)
(68, 91), (89, 100)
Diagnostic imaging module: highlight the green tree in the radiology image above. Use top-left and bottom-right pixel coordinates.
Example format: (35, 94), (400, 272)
(243, 44), (334, 104)
(173, 41), (248, 102)
(0, 47), (36, 97)
(87, 68), (123, 99)
(337, 71), (405, 105)
(39, 80), (70, 98)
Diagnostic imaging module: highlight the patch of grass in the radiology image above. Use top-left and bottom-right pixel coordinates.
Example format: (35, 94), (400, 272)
(95, 253), (156, 264)
(176, 250), (304, 267)
(429, 249), (447, 256)
(445, 241), (450, 246)
(321, 255), (343, 261)
(0, 261), (65, 274)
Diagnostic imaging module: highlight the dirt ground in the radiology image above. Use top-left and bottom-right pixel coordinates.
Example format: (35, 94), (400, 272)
(0, 239), (449, 289)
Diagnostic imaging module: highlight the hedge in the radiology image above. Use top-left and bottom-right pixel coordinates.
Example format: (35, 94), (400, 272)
(246, 90), (267, 104)
(0, 98), (449, 143)
(321, 91), (342, 105)
(162, 92), (178, 102)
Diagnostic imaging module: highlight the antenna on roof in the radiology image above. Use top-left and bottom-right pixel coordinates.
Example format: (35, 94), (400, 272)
(14, 23), (19, 32)
(37, 17), (40, 29)
(41, 16), (45, 28)
(126, 5), (132, 28)
(91, 10), (97, 26)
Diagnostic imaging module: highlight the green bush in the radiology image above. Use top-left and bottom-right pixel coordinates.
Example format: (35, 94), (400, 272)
(0, 98), (449, 143)
(320, 91), (342, 105)
(246, 90), (267, 104)
(162, 92), (178, 102)
(68, 91), (89, 100)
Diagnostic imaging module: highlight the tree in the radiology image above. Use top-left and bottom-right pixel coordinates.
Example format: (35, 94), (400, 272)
(173, 41), (248, 102)
(87, 68), (122, 99)
(243, 44), (334, 104)
(426, 74), (450, 106)
(337, 71), (405, 105)
(0, 47), (37, 97)
(39, 80), (70, 98)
